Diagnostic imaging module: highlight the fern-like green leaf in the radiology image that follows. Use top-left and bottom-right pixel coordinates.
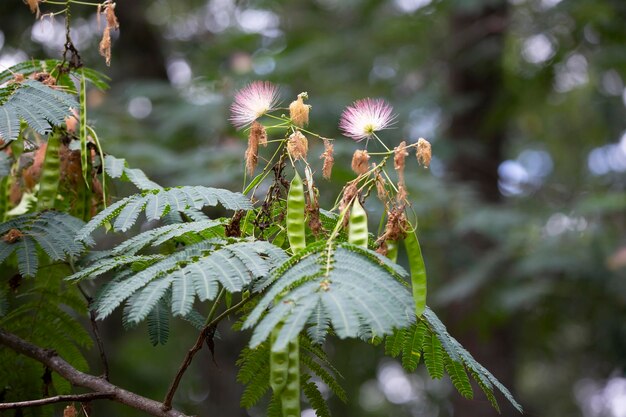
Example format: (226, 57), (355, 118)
(90, 240), (285, 323)
(384, 328), (405, 358)
(16, 236), (38, 277)
(237, 345), (271, 408)
(66, 254), (163, 282)
(267, 393), (283, 417)
(422, 333), (444, 379)
(77, 186), (252, 240)
(147, 297), (170, 346)
(302, 375), (331, 417)
(300, 352), (347, 403)
(245, 242), (414, 351)
(0, 212), (89, 277)
(444, 354), (473, 399)
(306, 301), (332, 345)
(126, 275), (175, 323)
(470, 368), (500, 412)
(109, 219), (223, 256)
(401, 321), (428, 372)
(0, 80), (77, 142)
(171, 268), (195, 317)
(0, 60), (109, 90)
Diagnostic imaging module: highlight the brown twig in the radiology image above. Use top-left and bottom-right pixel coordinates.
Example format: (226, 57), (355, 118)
(162, 325), (214, 411)
(0, 392), (114, 410)
(162, 294), (256, 410)
(0, 328), (191, 417)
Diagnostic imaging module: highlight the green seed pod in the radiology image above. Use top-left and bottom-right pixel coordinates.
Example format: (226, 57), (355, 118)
(404, 228), (427, 317)
(280, 338), (301, 417)
(287, 171), (306, 253)
(348, 198), (368, 248)
(269, 325), (289, 394)
(37, 130), (62, 211)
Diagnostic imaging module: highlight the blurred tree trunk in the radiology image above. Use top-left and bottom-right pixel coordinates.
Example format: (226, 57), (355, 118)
(445, 1), (518, 415)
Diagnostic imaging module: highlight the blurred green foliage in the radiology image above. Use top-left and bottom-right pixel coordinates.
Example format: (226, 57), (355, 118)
(1, 0), (625, 416)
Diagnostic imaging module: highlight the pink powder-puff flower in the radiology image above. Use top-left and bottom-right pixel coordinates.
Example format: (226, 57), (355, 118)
(230, 81), (280, 129)
(339, 98), (396, 142)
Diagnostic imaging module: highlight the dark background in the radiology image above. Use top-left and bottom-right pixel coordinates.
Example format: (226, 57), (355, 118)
(1, 0), (626, 416)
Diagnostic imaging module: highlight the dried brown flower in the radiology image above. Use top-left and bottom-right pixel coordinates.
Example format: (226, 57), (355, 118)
(396, 183), (407, 204)
(250, 121), (267, 147)
(245, 126), (260, 176)
(351, 149), (370, 175)
(394, 140), (408, 186)
(105, 2), (119, 30)
(24, 0), (40, 17)
(98, 2), (119, 67)
(339, 181), (359, 214)
(3, 229), (24, 244)
(374, 168), (387, 202)
(13, 73), (25, 83)
(320, 138), (334, 179)
(32, 72), (56, 86)
(289, 93), (310, 127)
(99, 26), (112, 66)
(305, 177), (324, 236)
(375, 205), (407, 247)
(416, 137), (432, 168)
(376, 241), (388, 256)
(63, 405), (77, 417)
(287, 131), (308, 161)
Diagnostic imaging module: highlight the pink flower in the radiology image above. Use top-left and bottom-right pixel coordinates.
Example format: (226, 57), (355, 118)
(230, 81), (280, 129)
(339, 98), (396, 141)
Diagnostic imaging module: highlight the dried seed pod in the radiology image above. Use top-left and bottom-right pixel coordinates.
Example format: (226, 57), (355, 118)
(289, 92), (310, 127)
(287, 131), (308, 161)
(351, 149), (370, 175)
(416, 137), (432, 168)
(320, 138), (334, 180)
